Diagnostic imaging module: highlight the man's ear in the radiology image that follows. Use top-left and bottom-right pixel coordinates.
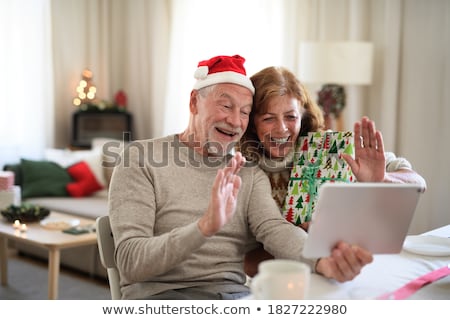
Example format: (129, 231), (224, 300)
(189, 90), (199, 114)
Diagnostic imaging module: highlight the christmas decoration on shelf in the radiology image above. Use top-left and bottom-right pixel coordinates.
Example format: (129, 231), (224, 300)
(72, 69), (128, 112)
(114, 90), (127, 109)
(73, 69), (97, 107)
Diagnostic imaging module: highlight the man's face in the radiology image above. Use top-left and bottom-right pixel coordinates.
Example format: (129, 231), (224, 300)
(191, 84), (253, 156)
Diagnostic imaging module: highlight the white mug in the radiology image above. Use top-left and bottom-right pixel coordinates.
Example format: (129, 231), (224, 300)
(251, 259), (310, 300)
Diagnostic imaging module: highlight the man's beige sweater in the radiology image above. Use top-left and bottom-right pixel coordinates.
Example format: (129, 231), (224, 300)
(109, 134), (314, 299)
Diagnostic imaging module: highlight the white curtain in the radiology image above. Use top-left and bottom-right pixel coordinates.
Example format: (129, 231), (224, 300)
(163, 0), (286, 135)
(395, 0), (450, 232)
(0, 0), (54, 169)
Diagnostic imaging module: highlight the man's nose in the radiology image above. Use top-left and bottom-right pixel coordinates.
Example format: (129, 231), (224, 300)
(226, 108), (241, 126)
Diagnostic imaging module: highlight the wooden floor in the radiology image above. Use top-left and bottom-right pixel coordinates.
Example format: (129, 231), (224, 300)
(0, 248), (111, 300)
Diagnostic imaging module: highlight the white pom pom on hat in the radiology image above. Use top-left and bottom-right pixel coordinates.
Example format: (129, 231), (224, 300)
(193, 55), (255, 94)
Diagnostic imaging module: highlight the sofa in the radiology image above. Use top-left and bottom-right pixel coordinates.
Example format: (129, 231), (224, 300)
(2, 139), (123, 279)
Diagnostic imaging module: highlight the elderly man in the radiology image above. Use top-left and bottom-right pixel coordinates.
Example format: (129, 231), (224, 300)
(108, 55), (372, 300)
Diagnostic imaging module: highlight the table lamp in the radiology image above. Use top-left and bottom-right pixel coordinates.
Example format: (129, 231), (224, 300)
(298, 41), (373, 130)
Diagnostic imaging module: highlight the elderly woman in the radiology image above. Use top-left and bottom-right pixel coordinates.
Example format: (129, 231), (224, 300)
(238, 66), (427, 276)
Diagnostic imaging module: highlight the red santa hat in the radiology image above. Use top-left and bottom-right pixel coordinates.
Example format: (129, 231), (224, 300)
(193, 55), (255, 94)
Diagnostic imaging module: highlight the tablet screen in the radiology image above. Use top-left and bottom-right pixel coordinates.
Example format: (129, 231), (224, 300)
(302, 183), (422, 258)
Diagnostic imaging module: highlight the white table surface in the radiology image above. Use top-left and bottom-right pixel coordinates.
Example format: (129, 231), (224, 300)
(306, 224), (450, 299)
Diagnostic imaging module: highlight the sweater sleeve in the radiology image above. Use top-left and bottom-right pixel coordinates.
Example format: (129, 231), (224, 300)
(385, 151), (412, 172)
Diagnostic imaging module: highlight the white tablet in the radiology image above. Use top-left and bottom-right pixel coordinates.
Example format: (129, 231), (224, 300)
(302, 183), (423, 258)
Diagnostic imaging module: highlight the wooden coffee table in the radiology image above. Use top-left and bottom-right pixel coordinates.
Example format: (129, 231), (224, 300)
(0, 211), (98, 299)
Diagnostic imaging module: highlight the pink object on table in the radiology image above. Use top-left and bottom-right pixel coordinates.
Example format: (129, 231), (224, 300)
(377, 265), (450, 300)
(0, 171), (14, 191)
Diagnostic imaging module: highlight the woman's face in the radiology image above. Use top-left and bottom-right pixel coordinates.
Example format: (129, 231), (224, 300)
(254, 95), (301, 159)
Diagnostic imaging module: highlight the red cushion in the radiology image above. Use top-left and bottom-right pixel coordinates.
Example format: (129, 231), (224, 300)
(66, 161), (104, 197)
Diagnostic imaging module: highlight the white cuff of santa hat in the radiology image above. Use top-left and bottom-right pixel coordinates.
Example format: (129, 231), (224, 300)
(193, 55), (255, 94)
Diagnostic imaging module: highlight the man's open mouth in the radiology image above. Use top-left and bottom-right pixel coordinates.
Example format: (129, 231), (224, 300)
(216, 127), (239, 137)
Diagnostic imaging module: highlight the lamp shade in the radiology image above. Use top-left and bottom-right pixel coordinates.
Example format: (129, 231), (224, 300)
(299, 41), (373, 85)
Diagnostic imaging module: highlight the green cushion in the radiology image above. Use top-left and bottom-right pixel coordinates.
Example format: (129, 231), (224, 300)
(20, 159), (73, 198)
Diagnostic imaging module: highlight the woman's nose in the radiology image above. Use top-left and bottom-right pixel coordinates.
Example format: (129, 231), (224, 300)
(274, 119), (288, 132)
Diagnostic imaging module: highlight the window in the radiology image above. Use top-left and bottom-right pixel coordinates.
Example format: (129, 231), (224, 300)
(163, 0), (285, 135)
(0, 0), (54, 168)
